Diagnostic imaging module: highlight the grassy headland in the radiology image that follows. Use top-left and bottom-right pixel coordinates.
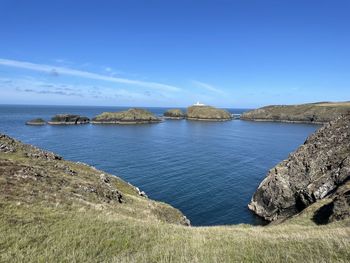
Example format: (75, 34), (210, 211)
(241, 101), (350, 123)
(0, 134), (349, 262)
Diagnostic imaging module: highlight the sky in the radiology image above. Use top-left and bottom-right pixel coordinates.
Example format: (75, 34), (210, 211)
(0, 0), (349, 108)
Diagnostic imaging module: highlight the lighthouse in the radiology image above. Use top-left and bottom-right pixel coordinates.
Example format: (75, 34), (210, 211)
(193, 101), (205, 106)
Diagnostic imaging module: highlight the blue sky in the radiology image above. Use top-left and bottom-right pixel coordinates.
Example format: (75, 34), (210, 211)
(0, 0), (349, 108)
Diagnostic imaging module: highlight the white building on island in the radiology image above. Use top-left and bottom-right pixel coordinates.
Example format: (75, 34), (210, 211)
(193, 101), (206, 106)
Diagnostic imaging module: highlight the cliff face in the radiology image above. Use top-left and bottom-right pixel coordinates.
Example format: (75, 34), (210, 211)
(241, 102), (350, 123)
(186, 106), (231, 121)
(248, 114), (350, 222)
(92, 108), (161, 124)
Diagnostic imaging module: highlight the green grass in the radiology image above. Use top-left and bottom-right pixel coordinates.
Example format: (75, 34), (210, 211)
(1, 134), (349, 262)
(1, 201), (349, 263)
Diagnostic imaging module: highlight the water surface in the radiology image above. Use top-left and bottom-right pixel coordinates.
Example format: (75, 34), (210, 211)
(0, 105), (319, 226)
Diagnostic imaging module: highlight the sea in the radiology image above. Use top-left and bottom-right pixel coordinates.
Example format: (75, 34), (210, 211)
(0, 105), (320, 226)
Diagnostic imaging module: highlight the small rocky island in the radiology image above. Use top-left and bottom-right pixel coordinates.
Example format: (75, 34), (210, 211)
(248, 113), (350, 223)
(163, 109), (185, 119)
(48, 114), (90, 125)
(241, 101), (350, 123)
(25, 118), (46, 125)
(92, 108), (161, 124)
(186, 104), (232, 121)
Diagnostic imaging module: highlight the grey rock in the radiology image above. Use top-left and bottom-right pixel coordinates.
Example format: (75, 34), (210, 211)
(248, 114), (350, 221)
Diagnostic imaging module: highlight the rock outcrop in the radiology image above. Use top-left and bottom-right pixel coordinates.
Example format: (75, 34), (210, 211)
(25, 118), (46, 125)
(186, 106), (232, 121)
(48, 114), (90, 125)
(164, 109), (185, 119)
(92, 108), (161, 124)
(248, 114), (350, 222)
(241, 102), (350, 123)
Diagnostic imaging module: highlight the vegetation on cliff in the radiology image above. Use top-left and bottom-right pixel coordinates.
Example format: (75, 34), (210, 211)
(186, 106), (232, 121)
(1, 133), (349, 262)
(241, 101), (350, 123)
(92, 108), (161, 124)
(249, 114), (350, 222)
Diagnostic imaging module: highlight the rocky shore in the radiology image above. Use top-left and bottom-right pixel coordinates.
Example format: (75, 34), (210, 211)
(92, 108), (161, 124)
(248, 113), (350, 223)
(241, 102), (350, 123)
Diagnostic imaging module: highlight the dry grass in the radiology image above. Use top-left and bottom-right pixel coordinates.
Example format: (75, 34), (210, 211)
(1, 200), (349, 263)
(314, 102), (350, 107)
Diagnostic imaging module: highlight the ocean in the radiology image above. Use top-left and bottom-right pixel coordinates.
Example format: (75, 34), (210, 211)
(0, 105), (320, 226)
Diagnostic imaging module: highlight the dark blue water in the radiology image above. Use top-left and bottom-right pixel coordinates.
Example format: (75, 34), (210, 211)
(0, 105), (320, 226)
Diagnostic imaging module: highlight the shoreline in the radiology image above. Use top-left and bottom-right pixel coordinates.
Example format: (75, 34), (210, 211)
(240, 118), (325, 125)
(186, 117), (232, 122)
(90, 120), (162, 125)
(47, 121), (90, 125)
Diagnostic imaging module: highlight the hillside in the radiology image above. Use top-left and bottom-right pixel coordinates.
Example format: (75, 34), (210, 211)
(0, 134), (349, 262)
(241, 101), (350, 123)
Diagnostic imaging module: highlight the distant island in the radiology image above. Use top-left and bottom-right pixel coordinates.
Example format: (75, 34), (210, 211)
(163, 109), (185, 119)
(24, 104), (235, 126)
(163, 104), (232, 121)
(92, 108), (161, 124)
(186, 102), (232, 121)
(48, 114), (90, 125)
(25, 118), (46, 125)
(241, 101), (350, 123)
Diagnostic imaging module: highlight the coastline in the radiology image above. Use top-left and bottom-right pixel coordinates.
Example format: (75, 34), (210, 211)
(90, 120), (162, 124)
(186, 117), (232, 122)
(240, 118), (325, 125)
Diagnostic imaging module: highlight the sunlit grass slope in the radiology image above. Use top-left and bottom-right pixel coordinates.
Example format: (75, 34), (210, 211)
(0, 134), (349, 263)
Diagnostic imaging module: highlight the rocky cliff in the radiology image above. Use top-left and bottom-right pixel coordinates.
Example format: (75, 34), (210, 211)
(248, 114), (350, 222)
(186, 106), (232, 121)
(241, 102), (350, 123)
(92, 108), (161, 124)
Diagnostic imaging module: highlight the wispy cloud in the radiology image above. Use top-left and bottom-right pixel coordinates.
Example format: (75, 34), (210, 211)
(16, 87), (83, 97)
(0, 58), (180, 92)
(0, 77), (155, 100)
(192, 80), (226, 95)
